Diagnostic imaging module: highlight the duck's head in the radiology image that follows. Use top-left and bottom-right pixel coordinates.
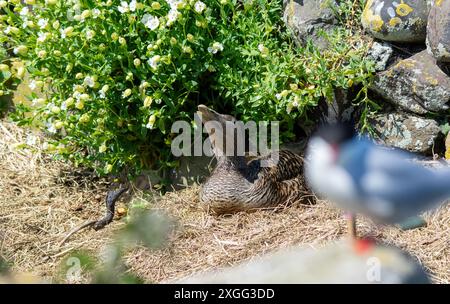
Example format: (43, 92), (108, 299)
(197, 105), (236, 124)
(197, 105), (240, 158)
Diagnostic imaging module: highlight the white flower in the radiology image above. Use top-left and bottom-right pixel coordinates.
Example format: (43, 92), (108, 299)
(208, 42), (224, 54)
(92, 9), (101, 18)
(141, 14), (159, 30)
(37, 18), (48, 29)
(258, 43), (269, 56)
(148, 55), (161, 70)
(129, 0), (137, 11)
(86, 30), (95, 40)
(22, 19), (30, 29)
(99, 89), (106, 99)
(61, 102), (67, 111)
(118, 1), (137, 13)
(20, 7), (29, 16)
(37, 32), (48, 43)
(275, 93), (282, 100)
(32, 98), (45, 106)
(118, 1), (130, 13)
(258, 44), (265, 52)
(83, 76), (95, 88)
(194, 1), (206, 13)
(3, 26), (11, 34)
(29, 80), (37, 90)
(60, 27), (74, 38)
(72, 91), (81, 100)
(26, 134), (37, 146)
(46, 122), (57, 134)
(166, 0), (183, 9)
(166, 9), (180, 26)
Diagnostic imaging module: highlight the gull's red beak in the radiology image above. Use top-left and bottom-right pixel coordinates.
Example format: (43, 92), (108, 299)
(330, 143), (339, 161)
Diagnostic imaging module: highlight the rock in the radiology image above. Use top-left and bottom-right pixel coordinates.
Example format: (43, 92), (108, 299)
(371, 112), (441, 154)
(175, 241), (430, 284)
(362, 0), (429, 42)
(426, 0), (450, 62)
(367, 42), (395, 71)
(283, 0), (338, 49)
(372, 50), (450, 114)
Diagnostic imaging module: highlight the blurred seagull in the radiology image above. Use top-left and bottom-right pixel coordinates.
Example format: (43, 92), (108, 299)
(305, 123), (450, 239)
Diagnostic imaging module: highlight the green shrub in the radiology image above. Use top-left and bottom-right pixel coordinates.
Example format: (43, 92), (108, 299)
(0, 37), (20, 115)
(0, 0), (374, 177)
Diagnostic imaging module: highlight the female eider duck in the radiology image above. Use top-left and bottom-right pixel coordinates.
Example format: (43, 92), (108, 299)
(197, 105), (311, 214)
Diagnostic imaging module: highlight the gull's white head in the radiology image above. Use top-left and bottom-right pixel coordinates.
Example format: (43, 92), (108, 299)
(305, 123), (357, 203)
(306, 123), (356, 166)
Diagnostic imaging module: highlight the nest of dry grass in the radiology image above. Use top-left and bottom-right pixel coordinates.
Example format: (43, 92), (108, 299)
(0, 122), (116, 280)
(0, 121), (449, 283)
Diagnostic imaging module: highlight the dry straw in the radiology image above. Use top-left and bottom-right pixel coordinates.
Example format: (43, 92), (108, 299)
(0, 122), (448, 283)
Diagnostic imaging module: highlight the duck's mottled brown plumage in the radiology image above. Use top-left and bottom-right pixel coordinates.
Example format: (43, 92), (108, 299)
(197, 105), (311, 214)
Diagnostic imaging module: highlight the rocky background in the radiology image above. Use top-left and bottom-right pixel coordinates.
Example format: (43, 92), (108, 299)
(284, 0), (450, 155)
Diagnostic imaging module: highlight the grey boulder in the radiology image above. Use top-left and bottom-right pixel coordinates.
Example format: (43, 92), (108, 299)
(362, 0), (429, 42)
(426, 0), (450, 62)
(371, 112), (441, 154)
(174, 241), (430, 284)
(367, 41), (395, 71)
(372, 50), (450, 114)
(283, 0), (337, 49)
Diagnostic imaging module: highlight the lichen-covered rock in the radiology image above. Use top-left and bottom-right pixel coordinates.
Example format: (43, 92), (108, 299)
(283, 0), (337, 49)
(371, 112), (440, 154)
(372, 50), (450, 114)
(175, 241), (430, 284)
(426, 0), (450, 62)
(367, 42), (395, 71)
(362, 0), (429, 42)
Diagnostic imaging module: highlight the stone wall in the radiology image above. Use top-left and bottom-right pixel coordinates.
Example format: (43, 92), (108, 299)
(283, 0), (450, 155)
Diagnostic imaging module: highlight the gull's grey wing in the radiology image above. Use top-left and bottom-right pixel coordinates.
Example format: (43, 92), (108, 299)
(358, 146), (450, 222)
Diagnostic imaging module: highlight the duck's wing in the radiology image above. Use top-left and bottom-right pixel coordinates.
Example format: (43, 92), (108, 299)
(258, 150), (305, 182)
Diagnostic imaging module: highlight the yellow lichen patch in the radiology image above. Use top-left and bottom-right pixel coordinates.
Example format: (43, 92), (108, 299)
(362, 0), (376, 26)
(287, 0), (295, 27)
(371, 15), (384, 31)
(396, 1), (414, 17)
(436, 0), (444, 7)
(445, 148), (450, 160)
(396, 59), (416, 69)
(424, 75), (439, 86)
(389, 17), (402, 27)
